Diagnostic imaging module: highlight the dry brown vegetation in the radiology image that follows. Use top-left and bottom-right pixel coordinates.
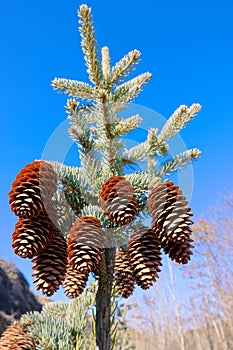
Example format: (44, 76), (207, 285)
(127, 193), (233, 350)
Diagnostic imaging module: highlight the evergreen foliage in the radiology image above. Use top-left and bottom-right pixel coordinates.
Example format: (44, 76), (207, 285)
(50, 2), (201, 246)
(21, 285), (96, 350)
(19, 285), (134, 350)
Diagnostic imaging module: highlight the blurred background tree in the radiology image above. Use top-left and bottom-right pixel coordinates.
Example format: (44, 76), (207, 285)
(129, 192), (233, 350)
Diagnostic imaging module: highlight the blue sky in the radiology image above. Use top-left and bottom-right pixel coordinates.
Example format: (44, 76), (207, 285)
(0, 0), (233, 301)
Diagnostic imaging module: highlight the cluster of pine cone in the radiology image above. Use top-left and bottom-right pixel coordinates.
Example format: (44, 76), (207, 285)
(112, 180), (194, 298)
(8, 161), (106, 298)
(8, 161), (68, 297)
(8, 162), (194, 300)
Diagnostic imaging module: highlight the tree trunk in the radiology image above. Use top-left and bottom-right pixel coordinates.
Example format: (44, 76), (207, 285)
(96, 247), (116, 350)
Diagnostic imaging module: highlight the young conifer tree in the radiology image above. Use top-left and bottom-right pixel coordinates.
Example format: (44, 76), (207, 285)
(3, 4), (201, 350)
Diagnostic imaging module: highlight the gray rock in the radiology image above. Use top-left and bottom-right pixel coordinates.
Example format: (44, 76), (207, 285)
(0, 258), (42, 334)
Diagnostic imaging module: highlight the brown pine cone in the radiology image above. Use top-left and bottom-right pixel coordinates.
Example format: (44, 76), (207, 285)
(12, 205), (57, 259)
(67, 216), (106, 273)
(127, 226), (162, 290)
(63, 264), (89, 298)
(148, 182), (193, 245)
(0, 322), (35, 350)
(9, 160), (57, 218)
(114, 247), (135, 298)
(31, 230), (68, 296)
(100, 176), (137, 226)
(162, 237), (194, 264)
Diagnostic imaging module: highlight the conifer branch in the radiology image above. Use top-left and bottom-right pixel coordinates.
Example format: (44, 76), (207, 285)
(78, 4), (102, 85)
(126, 172), (149, 188)
(21, 288), (96, 349)
(66, 100), (95, 153)
(50, 161), (98, 205)
(146, 128), (159, 175)
(106, 49), (141, 87)
(158, 103), (201, 143)
(67, 99), (97, 124)
(94, 96), (124, 177)
(67, 101), (95, 153)
(51, 161), (81, 189)
(110, 72), (152, 104)
(66, 99), (103, 196)
(122, 128), (159, 166)
(158, 148), (201, 176)
(52, 189), (78, 233)
(147, 155), (157, 178)
(123, 140), (148, 163)
(103, 98), (119, 176)
(79, 156), (103, 198)
(115, 114), (142, 136)
(126, 169), (161, 189)
(80, 204), (118, 229)
(147, 128), (159, 153)
(52, 78), (96, 100)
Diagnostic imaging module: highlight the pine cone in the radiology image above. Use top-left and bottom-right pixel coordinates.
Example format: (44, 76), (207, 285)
(0, 322), (35, 350)
(114, 247), (135, 298)
(127, 226), (162, 290)
(67, 216), (106, 273)
(100, 176), (137, 226)
(12, 205), (57, 259)
(162, 237), (194, 264)
(9, 160), (57, 218)
(148, 182), (193, 245)
(63, 264), (89, 298)
(31, 230), (68, 296)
